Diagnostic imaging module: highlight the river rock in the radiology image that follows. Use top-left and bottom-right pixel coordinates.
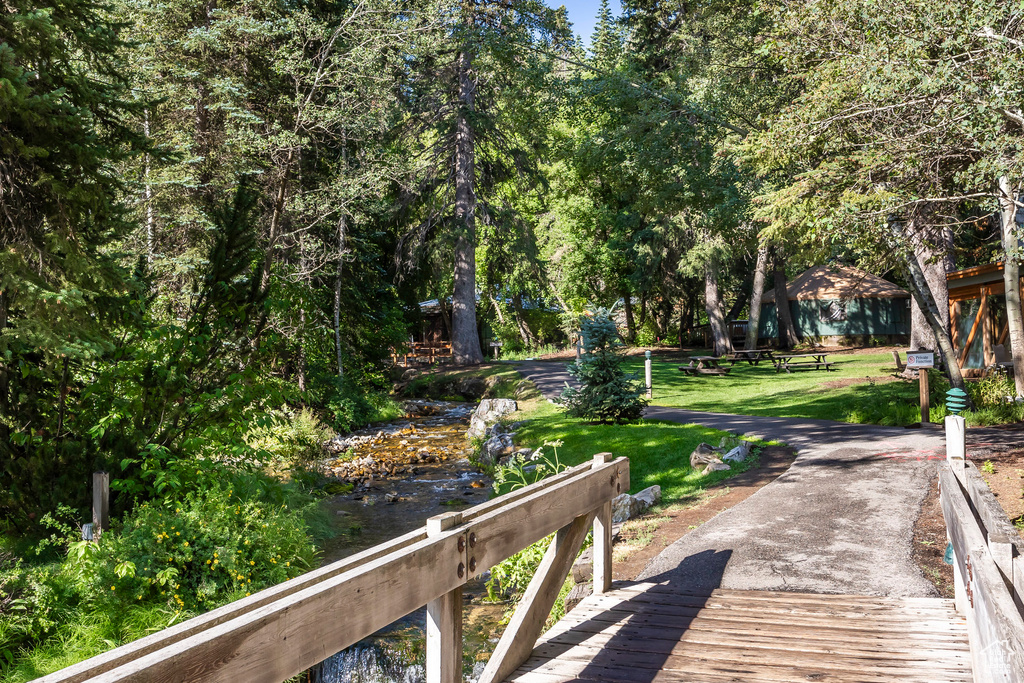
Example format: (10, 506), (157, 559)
(722, 441), (752, 463)
(479, 433), (514, 465)
(704, 460), (731, 473)
(467, 398), (518, 439)
(571, 547), (594, 584)
(564, 581), (592, 614)
(456, 376), (487, 399)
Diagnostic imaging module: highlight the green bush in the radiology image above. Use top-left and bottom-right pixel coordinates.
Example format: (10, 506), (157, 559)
(0, 485), (317, 676)
(246, 408), (335, 470)
(88, 486), (317, 612)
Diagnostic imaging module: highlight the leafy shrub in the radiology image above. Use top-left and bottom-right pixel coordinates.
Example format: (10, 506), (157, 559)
(246, 408), (335, 469)
(556, 309), (647, 423)
(486, 442), (582, 626)
(0, 484), (317, 674)
(87, 486), (317, 612)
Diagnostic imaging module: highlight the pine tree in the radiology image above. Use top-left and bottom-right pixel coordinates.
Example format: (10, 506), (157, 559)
(557, 309), (648, 424)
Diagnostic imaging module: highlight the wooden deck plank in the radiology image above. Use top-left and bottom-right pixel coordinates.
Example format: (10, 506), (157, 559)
(506, 587), (971, 683)
(537, 615), (972, 660)
(589, 587), (964, 621)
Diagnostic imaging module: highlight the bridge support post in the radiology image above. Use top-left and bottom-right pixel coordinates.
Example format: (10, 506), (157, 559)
(426, 512), (464, 683)
(593, 453), (614, 595)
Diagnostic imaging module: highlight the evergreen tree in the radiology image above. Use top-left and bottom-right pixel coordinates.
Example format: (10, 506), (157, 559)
(557, 309), (647, 424)
(0, 0), (149, 529)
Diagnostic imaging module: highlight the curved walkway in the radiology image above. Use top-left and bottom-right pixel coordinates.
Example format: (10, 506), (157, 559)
(514, 361), (946, 597)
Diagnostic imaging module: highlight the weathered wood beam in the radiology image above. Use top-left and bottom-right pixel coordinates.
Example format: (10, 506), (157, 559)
(478, 510), (598, 683)
(940, 467), (1024, 682)
(427, 512), (465, 683)
(41, 456), (628, 683)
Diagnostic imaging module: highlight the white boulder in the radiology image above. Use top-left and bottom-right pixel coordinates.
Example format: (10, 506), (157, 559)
(467, 398), (518, 439)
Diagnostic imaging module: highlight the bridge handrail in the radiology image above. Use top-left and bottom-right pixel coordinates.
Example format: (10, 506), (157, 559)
(941, 415), (1024, 682)
(37, 453), (629, 683)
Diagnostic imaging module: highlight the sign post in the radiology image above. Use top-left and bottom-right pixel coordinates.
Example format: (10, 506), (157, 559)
(906, 350), (935, 424)
(644, 350), (652, 399)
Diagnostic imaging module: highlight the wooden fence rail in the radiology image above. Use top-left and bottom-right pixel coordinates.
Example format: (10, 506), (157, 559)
(941, 415), (1024, 682)
(38, 453), (628, 683)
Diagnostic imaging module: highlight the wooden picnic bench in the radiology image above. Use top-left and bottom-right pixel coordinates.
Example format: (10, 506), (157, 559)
(727, 349), (775, 366)
(678, 355), (732, 376)
(774, 352), (834, 373)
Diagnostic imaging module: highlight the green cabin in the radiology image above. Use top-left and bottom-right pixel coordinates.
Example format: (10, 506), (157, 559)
(758, 265), (910, 344)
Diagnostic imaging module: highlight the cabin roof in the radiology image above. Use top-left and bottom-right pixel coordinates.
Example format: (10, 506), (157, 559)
(761, 265), (909, 303)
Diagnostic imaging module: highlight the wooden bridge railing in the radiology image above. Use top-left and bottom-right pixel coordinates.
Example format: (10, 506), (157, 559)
(38, 453), (629, 683)
(941, 415), (1024, 682)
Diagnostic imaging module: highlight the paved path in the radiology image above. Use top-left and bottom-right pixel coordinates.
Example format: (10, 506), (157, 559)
(514, 361), (947, 597)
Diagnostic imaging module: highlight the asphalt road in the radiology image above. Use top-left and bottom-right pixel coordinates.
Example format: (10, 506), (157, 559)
(514, 360), (947, 597)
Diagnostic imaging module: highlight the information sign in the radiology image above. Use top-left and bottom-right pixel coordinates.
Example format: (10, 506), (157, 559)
(906, 351), (934, 369)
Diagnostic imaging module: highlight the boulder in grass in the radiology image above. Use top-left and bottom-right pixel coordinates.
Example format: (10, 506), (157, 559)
(704, 460), (731, 474)
(689, 442), (722, 469)
(611, 485), (661, 523)
(722, 441), (752, 463)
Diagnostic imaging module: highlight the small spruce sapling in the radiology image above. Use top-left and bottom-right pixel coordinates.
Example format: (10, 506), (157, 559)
(556, 309), (648, 423)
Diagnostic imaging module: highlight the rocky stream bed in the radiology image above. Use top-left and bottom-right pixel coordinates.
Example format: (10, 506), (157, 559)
(311, 400), (507, 683)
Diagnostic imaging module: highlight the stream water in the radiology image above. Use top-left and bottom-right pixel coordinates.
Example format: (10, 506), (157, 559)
(312, 400), (506, 683)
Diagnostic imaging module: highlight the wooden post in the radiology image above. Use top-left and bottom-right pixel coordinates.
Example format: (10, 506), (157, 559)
(945, 415), (966, 483)
(644, 351), (652, 399)
(92, 471), (109, 536)
(919, 368), (930, 424)
(478, 510), (598, 683)
(892, 350), (904, 372)
(426, 512), (464, 683)
(592, 453), (613, 595)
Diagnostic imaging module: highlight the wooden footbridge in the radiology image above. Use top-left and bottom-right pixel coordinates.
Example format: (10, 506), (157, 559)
(38, 423), (1024, 683)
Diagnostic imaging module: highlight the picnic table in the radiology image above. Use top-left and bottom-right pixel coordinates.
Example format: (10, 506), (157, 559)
(678, 355), (732, 376)
(774, 352), (834, 373)
(728, 349), (775, 366)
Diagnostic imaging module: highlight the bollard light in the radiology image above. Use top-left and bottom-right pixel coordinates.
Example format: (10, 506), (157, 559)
(945, 388), (968, 415)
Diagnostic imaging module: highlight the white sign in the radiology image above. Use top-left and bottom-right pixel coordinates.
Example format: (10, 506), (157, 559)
(907, 351), (934, 368)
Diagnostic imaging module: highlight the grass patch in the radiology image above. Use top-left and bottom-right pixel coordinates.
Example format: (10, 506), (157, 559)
(624, 352), (1024, 426)
(511, 400), (759, 504)
(625, 351), (917, 423)
(401, 365), (540, 402)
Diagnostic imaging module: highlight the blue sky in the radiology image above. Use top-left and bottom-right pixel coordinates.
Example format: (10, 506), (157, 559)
(549, 0), (623, 49)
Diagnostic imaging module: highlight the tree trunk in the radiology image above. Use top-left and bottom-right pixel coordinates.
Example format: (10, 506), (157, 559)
(260, 151), (294, 293)
(333, 211), (346, 380)
(0, 290), (9, 416)
(621, 289), (636, 343)
(451, 39), (483, 365)
(773, 249), (800, 348)
(144, 109), (154, 265)
(705, 260), (734, 356)
(895, 222), (967, 391)
(333, 147), (348, 381)
(745, 245), (768, 350)
(908, 219), (953, 353)
(999, 176), (1024, 396)
(511, 293), (535, 347)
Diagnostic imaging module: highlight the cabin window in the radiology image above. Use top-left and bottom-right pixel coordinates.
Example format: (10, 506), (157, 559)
(819, 299), (847, 323)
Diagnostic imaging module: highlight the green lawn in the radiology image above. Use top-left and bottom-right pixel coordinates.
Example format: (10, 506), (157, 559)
(623, 351), (928, 425)
(510, 400), (761, 505)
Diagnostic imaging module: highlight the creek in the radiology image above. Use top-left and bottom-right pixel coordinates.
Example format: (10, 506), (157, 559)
(312, 400), (506, 683)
